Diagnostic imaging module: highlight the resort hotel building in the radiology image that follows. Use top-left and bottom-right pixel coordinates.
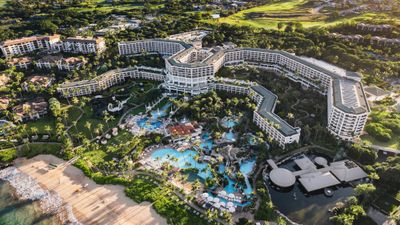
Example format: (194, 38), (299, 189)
(58, 36), (370, 146)
(0, 35), (61, 58)
(1, 35), (106, 58)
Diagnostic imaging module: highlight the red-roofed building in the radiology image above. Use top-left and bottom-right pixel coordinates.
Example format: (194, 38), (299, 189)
(7, 57), (33, 69)
(12, 98), (48, 121)
(0, 98), (10, 111)
(167, 122), (200, 137)
(0, 35), (61, 58)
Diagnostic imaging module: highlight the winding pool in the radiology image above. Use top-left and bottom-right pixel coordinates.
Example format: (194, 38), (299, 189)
(224, 131), (236, 142)
(137, 118), (162, 130)
(223, 120), (237, 128)
(150, 102), (172, 119)
(151, 148), (212, 180)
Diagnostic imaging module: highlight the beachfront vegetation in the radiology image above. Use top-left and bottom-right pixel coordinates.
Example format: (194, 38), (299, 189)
(126, 174), (219, 225)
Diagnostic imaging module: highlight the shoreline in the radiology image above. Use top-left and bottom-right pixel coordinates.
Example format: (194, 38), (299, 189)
(13, 154), (167, 225)
(0, 166), (80, 224)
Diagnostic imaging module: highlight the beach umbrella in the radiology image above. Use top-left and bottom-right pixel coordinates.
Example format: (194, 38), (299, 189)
(219, 190), (227, 196)
(228, 207), (235, 213)
(213, 197), (220, 203)
(213, 203), (221, 209)
(227, 202), (234, 208)
(207, 196), (213, 202)
(202, 193), (209, 198)
(228, 193), (235, 199)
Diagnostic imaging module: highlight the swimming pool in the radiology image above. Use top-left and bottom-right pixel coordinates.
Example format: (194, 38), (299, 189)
(151, 148), (212, 180)
(150, 102), (172, 119)
(223, 120), (237, 128)
(240, 159), (256, 195)
(137, 117), (163, 130)
(222, 159), (256, 195)
(247, 134), (258, 146)
(224, 131), (236, 142)
(199, 132), (213, 153)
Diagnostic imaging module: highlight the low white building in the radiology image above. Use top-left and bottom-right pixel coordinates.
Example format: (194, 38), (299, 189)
(7, 57), (33, 69)
(35, 55), (63, 69)
(61, 36), (106, 54)
(56, 57), (86, 71)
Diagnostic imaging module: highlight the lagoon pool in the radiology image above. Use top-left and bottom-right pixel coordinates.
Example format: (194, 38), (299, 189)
(150, 102), (172, 119)
(137, 118), (163, 130)
(240, 159), (256, 195)
(151, 148), (212, 180)
(199, 132), (213, 153)
(223, 120), (237, 128)
(224, 131), (236, 142)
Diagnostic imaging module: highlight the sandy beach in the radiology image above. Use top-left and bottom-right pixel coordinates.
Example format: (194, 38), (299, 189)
(14, 154), (167, 225)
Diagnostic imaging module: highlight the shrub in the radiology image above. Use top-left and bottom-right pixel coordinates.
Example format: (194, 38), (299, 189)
(365, 123), (392, 142)
(0, 148), (17, 163)
(346, 144), (377, 165)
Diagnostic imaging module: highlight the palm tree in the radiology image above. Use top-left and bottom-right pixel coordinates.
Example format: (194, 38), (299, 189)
(18, 124), (30, 151)
(96, 123), (104, 136)
(30, 127), (38, 137)
(192, 179), (201, 192)
(72, 121), (78, 132)
(44, 125), (52, 136)
(103, 111), (111, 129)
(84, 121), (93, 139)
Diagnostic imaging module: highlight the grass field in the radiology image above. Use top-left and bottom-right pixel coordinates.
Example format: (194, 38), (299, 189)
(207, 0), (400, 29)
(0, 0), (6, 8)
(361, 134), (400, 150)
(69, 1), (163, 13)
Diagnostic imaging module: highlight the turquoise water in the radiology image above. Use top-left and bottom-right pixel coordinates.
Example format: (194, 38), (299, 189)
(0, 180), (60, 225)
(240, 159), (255, 175)
(224, 175), (238, 194)
(151, 148), (212, 179)
(247, 135), (257, 146)
(199, 132), (213, 153)
(240, 159), (256, 195)
(150, 102), (172, 119)
(151, 148), (256, 199)
(137, 117), (163, 130)
(138, 102), (171, 130)
(223, 120), (237, 128)
(224, 131), (236, 142)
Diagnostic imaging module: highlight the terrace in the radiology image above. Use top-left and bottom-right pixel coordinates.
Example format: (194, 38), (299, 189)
(265, 153), (369, 224)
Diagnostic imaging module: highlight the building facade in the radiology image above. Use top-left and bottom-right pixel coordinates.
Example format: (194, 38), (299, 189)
(0, 35), (61, 58)
(57, 66), (164, 97)
(116, 38), (369, 143)
(61, 37), (106, 54)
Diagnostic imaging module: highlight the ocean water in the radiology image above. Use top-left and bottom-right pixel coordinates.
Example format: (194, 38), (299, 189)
(0, 180), (60, 225)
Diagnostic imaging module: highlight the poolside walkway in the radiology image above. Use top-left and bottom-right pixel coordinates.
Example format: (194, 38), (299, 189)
(14, 155), (167, 225)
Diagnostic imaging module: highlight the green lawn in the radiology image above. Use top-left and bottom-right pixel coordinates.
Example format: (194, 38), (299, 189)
(25, 116), (56, 136)
(207, 0), (400, 29)
(361, 133), (400, 150)
(69, 105), (119, 139)
(0, 0), (6, 8)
